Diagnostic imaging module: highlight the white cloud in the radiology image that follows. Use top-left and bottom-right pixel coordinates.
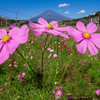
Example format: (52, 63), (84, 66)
(91, 13), (95, 15)
(77, 10), (85, 14)
(85, 15), (89, 17)
(64, 11), (69, 14)
(58, 3), (69, 7)
(58, 9), (61, 11)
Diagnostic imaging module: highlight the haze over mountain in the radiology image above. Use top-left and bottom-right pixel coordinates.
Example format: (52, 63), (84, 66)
(30, 10), (73, 21)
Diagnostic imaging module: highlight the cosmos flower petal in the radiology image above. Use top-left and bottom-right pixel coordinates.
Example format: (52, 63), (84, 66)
(48, 29), (69, 38)
(76, 21), (87, 32)
(87, 22), (97, 34)
(87, 39), (98, 55)
(0, 44), (9, 65)
(50, 21), (58, 28)
(90, 33), (100, 48)
(38, 18), (48, 25)
(54, 27), (68, 31)
(11, 25), (29, 43)
(0, 40), (3, 49)
(76, 39), (87, 54)
(0, 29), (7, 39)
(29, 21), (46, 28)
(67, 26), (83, 42)
(96, 89), (100, 95)
(31, 29), (45, 36)
(6, 40), (19, 54)
(9, 27), (20, 36)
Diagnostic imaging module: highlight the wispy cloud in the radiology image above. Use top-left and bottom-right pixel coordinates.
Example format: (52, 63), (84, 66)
(58, 9), (61, 11)
(77, 10), (85, 14)
(85, 15), (89, 17)
(64, 11), (69, 14)
(58, 3), (69, 7)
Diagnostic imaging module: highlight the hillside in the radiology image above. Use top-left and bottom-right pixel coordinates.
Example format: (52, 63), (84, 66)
(62, 11), (100, 26)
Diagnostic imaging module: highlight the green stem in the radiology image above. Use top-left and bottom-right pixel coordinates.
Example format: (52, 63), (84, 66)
(16, 49), (35, 76)
(44, 36), (59, 98)
(57, 50), (77, 74)
(41, 34), (49, 90)
(38, 89), (44, 99)
(59, 50), (77, 84)
(56, 36), (59, 72)
(16, 48), (44, 97)
(44, 50), (77, 98)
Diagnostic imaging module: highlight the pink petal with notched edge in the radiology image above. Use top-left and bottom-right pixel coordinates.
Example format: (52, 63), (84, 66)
(76, 21), (87, 32)
(29, 21), (46, 28)
(50, 21), (58, 28)
(76, 39), (87, 54)
(67, 26), (83, 42)
(0, 44), (9, 65)
(38, 18), (48, 25)
(87, 40), (98, 55)
(31, 29), (45, 36)
(10, 25), (29, 43)
(0, 29), (7, 39)
(90, 33), (100, 48)
(9, 27), (20, 37)
(87, 22), (97, 34)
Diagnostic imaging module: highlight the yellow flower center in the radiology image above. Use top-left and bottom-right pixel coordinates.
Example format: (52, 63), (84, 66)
(2, 35), (10, 42)
(83, 32), (90, 38)
(58, 87), (60, 90)
(48, 23), (53, 29)
(58, 94), (60, 96)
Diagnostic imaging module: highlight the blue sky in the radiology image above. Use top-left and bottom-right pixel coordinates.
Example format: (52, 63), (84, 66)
(0, 0), (100, 20)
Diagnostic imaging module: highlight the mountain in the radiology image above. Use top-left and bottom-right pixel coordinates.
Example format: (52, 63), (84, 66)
(30, 10), (73, 21)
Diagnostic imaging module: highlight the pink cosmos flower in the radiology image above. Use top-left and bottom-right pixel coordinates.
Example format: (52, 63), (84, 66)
(22, 72), (25, 76)
(17, 75), (21, 78)
(96, 89), (100, 95)
(56, 86), (62, 91)
(8, 58), (11, 61)
(20, 77), (24, 83)
(13, 61), (17, 64)
(53, 54), (58, 58)
(8, 64), (12, 67)
(30, 56), (33, 59)
(4, 82), (8, 86)
(47, 48), (51, 51)
(23, 64), (26, 67)
(0, 25), (29, 64)
(52, 90), (55, 93)
(66, 21), (100, 55)
(9, 24), (16, 30)
(14, 64), (17, 67)
(29, 18), (69, 39)
(55, 90), (63, 99)
(29, 52), (31, 54)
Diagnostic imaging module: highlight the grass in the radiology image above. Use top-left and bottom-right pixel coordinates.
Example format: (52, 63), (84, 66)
(0, 25), (100, 100)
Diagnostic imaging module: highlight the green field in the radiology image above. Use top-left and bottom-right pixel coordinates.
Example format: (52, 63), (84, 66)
(0, 24), (100, 100)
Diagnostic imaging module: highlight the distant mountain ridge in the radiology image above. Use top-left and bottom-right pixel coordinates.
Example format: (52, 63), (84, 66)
(30, 10), (73, 21)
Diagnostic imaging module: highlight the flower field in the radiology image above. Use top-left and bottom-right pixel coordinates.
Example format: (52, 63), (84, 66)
(0, 19), (100, 100)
